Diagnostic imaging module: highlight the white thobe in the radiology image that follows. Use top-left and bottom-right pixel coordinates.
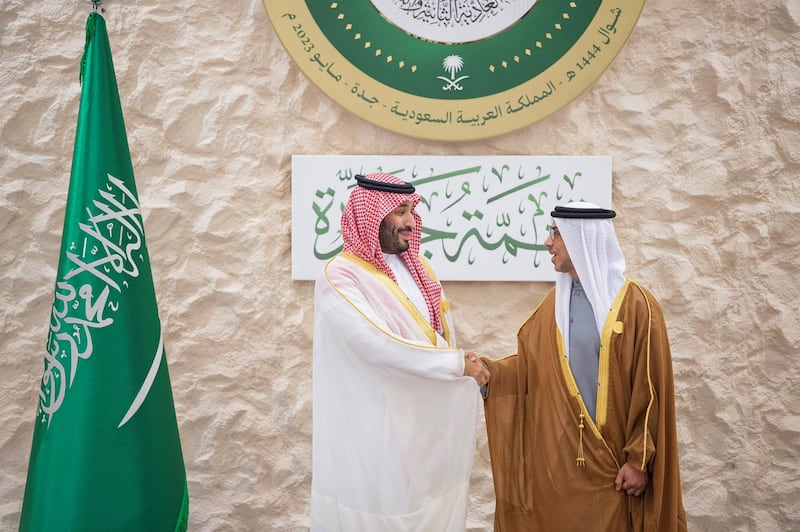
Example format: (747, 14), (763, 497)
(311, 252), (480, 531)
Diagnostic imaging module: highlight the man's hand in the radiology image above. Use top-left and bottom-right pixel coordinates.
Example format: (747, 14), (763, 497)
(464, 351), (490, 388)
(615, 462), (648, 497)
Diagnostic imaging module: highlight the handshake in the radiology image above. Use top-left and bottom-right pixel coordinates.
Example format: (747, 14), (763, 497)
(463, 351), (490, 388)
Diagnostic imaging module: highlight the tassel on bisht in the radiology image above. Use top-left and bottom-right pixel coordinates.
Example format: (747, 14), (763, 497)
(576, 413), (586, 467)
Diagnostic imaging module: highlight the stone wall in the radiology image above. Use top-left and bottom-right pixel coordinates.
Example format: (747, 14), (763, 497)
(1, 0), (798, 530)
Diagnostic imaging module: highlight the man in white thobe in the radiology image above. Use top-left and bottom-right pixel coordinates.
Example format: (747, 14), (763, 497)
(311, 172), (489, 531)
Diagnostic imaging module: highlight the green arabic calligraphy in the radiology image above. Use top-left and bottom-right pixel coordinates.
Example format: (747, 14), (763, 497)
(309, 161), (598, 269)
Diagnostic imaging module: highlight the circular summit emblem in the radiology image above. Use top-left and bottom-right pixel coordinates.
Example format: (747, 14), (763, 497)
(262, 1), (645, 141)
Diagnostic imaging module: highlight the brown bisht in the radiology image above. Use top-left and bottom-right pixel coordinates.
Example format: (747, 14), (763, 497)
(483, 280), (686, 531)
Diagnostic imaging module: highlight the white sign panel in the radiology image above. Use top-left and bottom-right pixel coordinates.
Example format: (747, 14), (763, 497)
(292, 155), (612, 281)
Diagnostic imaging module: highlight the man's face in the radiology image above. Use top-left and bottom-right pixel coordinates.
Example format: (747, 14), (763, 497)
(379, 201), (415, 254)
(544, 222), (578, 278)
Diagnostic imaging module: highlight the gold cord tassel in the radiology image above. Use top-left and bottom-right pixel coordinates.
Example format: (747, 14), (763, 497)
(576, 413), (586, 467)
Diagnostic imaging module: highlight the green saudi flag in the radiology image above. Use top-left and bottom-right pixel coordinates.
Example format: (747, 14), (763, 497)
(19, 9), (189, 531)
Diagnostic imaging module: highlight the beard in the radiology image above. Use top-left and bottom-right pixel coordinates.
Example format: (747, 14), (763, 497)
(379, 219), (411, 254)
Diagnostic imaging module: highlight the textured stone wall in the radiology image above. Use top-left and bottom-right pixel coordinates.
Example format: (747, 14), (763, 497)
(1, 0), (799, 530)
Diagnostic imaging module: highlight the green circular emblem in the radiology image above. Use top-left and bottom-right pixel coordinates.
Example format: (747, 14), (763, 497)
(262, 1), (645, 141)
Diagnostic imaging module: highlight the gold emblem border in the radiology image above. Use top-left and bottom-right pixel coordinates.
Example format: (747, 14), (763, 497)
(262, 1), (645, 141)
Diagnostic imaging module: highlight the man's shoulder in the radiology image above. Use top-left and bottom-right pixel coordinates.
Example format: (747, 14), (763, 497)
(320, 253), (389, 291)
(621, 278), (665, 313)
(325, 253), (371, 273)
(417, 255), (440, 281)
(623, 277), (657, 298)
(317, 254), (358, 285)
(520, 286), (556, 327)
(536, 285), (557, 307)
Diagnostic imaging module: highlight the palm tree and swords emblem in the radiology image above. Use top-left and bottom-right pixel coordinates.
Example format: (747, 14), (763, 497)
(438, 55), (469, 91)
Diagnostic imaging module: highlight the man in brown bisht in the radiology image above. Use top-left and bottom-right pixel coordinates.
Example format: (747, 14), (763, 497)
(482, 202), (686, 531)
